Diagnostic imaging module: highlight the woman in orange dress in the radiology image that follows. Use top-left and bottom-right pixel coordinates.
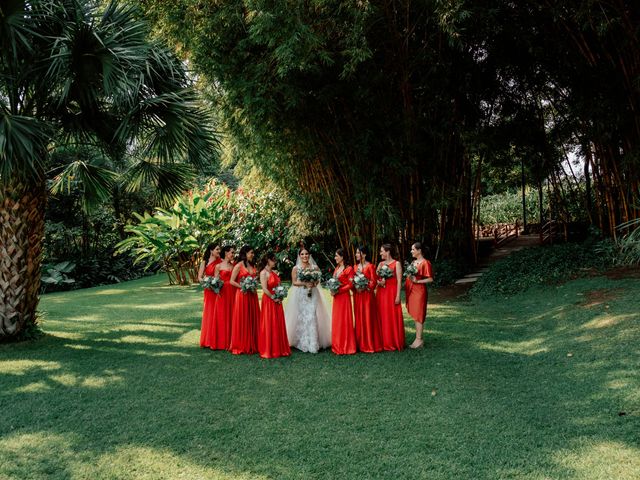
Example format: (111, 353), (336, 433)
(405, 242), (434, 349)
(376, 243), (405, 351)
(353, 245), (382, 353)
(198, 244), (221, 347)
(330, 248), (356, 355)
(258, 252), (291, 359)
(229, 245), (260, 355)
(207, 245), (236, 350)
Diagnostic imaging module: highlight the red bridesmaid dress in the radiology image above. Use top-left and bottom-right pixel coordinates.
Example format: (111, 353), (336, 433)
(331, 265), (356, 355)
(207, 266), (235, 350)
(405, 260), (434, 323)
(229, 263), (260, 355)
(354, 263), (382, 353)
(258, 271), (291, 359)
(199, 258), (222, 347)
(376, 260), (405, 351)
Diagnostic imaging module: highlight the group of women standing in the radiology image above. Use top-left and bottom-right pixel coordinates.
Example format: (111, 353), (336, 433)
(198, 242), (433, 359)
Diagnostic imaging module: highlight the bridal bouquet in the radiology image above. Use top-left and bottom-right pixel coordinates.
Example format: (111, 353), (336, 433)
(272, 285), (288, 302)
(403, 262), (418, 280)
(323, 277), (341, 294)
(240, 276), (258, 294)
(297, 268), (321, 297)
(377, 264), (394, 280)
(201, 276), (223, 294)
(352, 271), (370, 292)
(297, 268), (322, 283)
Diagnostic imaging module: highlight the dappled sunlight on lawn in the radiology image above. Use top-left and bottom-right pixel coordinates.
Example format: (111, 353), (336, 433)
(553, 440), (640, 480)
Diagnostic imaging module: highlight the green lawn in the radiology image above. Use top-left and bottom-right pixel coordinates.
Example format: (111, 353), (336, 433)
(1, 274), (639, 479)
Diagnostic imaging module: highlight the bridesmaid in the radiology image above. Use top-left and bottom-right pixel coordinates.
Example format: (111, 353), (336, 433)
(330, 248), (356, 355)
(405, 242), (434, 349)
(207, 245), (236, 350)
(198, 244), (221, 348)
(258, 252), (291, 359)
(376, 243), (405, 351)
(229, 245), (260, 355)
(353, 245), (382, 353)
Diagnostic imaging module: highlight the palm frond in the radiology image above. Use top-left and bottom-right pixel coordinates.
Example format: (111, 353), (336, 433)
(0, 108), (51, 183)
(49, 157), (118, 212)
(123, 158), (195, 206)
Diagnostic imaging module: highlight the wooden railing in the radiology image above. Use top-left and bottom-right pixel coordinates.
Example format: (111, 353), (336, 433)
(540, 220), (566, 245)
(476, 221), (521, 246)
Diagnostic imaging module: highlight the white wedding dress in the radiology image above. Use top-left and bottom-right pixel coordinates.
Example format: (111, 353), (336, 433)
(284, 256), (332, 353)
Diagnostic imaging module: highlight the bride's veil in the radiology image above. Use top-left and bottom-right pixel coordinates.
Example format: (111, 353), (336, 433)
(284, 252), (332, 349)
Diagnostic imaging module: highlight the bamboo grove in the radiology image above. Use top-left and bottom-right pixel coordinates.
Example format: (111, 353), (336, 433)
(140, 0), (639, 258)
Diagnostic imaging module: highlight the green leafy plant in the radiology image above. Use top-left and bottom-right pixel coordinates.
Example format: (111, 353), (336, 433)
(41, 262), (76, 291)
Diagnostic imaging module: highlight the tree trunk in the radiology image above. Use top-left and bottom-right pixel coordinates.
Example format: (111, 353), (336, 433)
(0, 182), (46, 338)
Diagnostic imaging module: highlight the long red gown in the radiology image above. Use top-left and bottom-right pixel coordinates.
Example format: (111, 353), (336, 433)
(199, 258), (221, 347)
(376, 260), (405, 351)
(207, 267), (235, 350)
(354, 263), (382, 353)
(229, 263), (260, 355)
(405, 260), (434, 323)
(331, 265), (356, 355)
(258, 271), (291, 359)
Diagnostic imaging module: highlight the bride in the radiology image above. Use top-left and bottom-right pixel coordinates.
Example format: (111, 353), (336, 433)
(284, 247), (332, 353)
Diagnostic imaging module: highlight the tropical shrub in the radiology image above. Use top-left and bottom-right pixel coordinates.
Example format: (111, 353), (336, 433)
(470, 241), (613, 297)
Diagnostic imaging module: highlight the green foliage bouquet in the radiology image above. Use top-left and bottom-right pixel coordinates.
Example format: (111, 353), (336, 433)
(323, 277), (341, 294)
(403, 262), (418, 280)
(272, 285), (288, 302)
(240, 276), (258, 294)
(201, 276), (223, 294)
(352, 271), (370, 292)
(377, 264), (394, 280)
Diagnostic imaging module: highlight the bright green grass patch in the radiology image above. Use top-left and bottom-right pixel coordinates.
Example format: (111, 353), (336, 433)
(1, 274), (639, 479)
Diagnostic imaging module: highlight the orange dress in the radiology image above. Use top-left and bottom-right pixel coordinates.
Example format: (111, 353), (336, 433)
(405, 260), (434, 323)
(331, 265), (356, 355)
(376, 260), (405, 351)
(207, 267), (235, 350)
(354, 263), (382, 353)
(199, 259), (222, 347)
(229, 264), (260, 355)
(258, 271), (291, 359)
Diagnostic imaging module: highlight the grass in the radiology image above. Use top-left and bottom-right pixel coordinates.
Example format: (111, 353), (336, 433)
(1, 273), (639, 479)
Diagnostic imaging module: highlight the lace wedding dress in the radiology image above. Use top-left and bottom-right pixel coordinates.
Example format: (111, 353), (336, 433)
(284, 256), (331, 353)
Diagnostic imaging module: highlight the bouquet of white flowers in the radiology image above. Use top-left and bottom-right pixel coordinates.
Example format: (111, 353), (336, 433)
(240, 276), (258, 293)
(352, 271), (370, 291)
(323, 277), (341, 294)
(377, 264), (394, 279)
(297, 268), (322, 283)
(403, 262), (418, 280)
(272, 285), (288, 302)
(201, 276), (224, 294)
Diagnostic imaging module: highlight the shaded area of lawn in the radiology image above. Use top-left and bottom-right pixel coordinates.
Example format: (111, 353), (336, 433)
(1, 275), (639, 479)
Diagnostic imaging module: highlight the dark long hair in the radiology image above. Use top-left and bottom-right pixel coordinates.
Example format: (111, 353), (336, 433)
(238, 245), (254, 268)
(260, 251), (276, 271)
(220, 245), (234, 261)
(356, 245), (369, 263)
(412, 242), (431, 259)
(381, 243), (394, 258)
(202, 243), (219, 263)
(335, 248), (349, 265)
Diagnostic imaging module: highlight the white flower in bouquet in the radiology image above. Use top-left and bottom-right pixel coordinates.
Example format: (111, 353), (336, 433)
(352, 271), (370, 291)
(297, 268), (321, 283)
(272, 285), (288, 302)
(403, 262), (418, 280)
(240, 276), (258, 293)
(323, 277), (341, 294)
(377, 264), (394, 279)
(201, 276), (224, 294)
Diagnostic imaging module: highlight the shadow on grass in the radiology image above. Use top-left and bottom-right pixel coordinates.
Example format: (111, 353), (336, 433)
(1, 275), (639, 479)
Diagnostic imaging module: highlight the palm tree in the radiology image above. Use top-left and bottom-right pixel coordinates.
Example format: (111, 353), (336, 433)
(0, 0), (219, 339)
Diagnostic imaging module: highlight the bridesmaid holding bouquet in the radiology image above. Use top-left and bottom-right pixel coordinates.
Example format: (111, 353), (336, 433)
(405, 242), (434, 349)
(258, 252), (291, 359)
(198, 244), (221, 348)
(207, 245), (236, 350)
(330, 248), (356, 355)
(229, 245), (260, 355)
(376, 244), (405, 351)
(353, 245), (382, 353)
